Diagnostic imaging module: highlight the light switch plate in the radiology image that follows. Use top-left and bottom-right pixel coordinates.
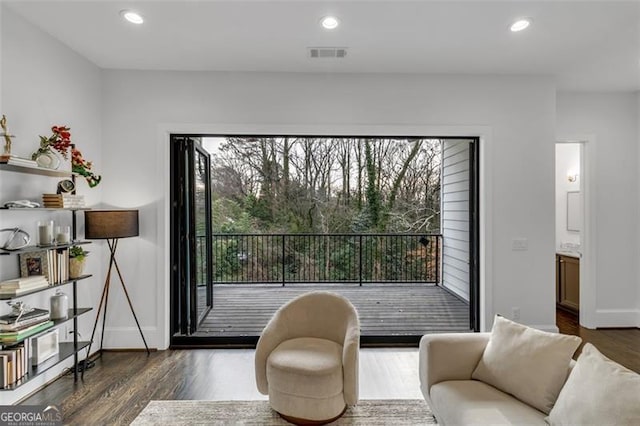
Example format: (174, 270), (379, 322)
(512, 238), (528, 251)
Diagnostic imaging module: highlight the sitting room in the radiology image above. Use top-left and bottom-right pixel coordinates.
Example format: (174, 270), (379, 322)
(0, 1), (639, 424)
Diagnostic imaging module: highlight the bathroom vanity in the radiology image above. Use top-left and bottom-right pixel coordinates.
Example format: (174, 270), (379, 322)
(556, 252), (580, 313)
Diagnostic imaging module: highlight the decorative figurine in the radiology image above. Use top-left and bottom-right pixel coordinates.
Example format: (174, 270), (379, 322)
(0, 115), (15, 155)
(6, 301), (35, 323)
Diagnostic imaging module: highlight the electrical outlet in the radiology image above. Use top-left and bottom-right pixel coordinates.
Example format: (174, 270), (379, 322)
(512, 307), (521, 321)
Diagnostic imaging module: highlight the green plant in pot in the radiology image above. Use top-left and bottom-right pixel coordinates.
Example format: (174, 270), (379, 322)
(69, 246), (89, 279)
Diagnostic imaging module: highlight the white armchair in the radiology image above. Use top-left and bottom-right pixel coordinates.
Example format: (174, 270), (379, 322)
(255, 291), (360, 424)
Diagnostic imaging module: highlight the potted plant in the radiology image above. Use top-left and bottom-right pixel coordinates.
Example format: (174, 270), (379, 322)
(69, 246), (89, 279)
(32, 125), (101, 187)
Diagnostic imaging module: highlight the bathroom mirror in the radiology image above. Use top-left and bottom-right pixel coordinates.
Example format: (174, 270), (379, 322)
(567, 191), (581, 232)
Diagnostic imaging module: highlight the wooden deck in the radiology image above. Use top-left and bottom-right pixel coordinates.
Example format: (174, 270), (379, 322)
(195, 283), (470, 337)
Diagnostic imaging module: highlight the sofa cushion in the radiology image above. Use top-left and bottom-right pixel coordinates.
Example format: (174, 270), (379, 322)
(547, 343), (640, 426)
(472, 315), (581, 414)
(266, 337), (343, 398)
(430, 380), (547, 425)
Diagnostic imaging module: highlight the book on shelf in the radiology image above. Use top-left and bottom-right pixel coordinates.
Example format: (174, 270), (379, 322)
(45, 249), (69, 285)
(0, 344), (28, 388)
(0, 308), (50, 325)
(0, 320), (54, 343)
(0, 275), (49, 295)
(42, 194), (85, 208)
(0, 155), (38, 167)
(0, 275), (48, 289)
(17, 248), (69, 286)
(0, 283), (49, 296)
(0, 314), (51, 332)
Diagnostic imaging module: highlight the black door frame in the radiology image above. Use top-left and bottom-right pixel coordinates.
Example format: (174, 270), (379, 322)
(169, 133), (481, 347)
(170, 135), (213, 339)
(469, 139), (481, 332)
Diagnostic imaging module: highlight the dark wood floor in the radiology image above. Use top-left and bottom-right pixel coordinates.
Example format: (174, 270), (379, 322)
(556, 308), (640, 373)
(196, 284), (470, 336)
(22, 350), (219, 425)
(21, 310), (640, 425)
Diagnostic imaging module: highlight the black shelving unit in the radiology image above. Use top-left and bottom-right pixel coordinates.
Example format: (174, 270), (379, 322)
(0, 163), (92, 389)
(0, 241), (91, 256)
(0, 275), (92, 300)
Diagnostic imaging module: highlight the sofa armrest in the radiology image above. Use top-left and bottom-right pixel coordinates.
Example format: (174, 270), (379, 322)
(419, 333), (490, 401)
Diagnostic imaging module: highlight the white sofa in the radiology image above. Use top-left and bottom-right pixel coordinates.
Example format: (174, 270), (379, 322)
(419, 328), (640, 426)
(419, 333), (553, 425)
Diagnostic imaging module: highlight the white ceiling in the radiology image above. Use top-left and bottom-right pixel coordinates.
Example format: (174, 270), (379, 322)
(5, 0), (640, 91)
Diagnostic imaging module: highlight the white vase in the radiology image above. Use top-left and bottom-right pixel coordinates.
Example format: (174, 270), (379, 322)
(35, 151), (61, 169)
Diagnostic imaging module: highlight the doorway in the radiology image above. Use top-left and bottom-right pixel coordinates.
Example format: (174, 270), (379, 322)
(555, 143), (581, 319)
(170, 134), (480, 346)
(555, 139), (594, 328)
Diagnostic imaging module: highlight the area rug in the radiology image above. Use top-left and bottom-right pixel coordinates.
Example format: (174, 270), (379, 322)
(131, 399), (437, 425)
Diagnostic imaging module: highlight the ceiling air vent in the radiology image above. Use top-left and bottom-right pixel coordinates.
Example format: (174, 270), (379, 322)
(309, 47), (347, 59)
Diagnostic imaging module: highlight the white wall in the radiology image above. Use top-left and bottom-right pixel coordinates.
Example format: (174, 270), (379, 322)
(555, 143), (581, 249)
(557, 92), (639, 327)
(0, 6), (103, 403)
(100, 70), (558, 348)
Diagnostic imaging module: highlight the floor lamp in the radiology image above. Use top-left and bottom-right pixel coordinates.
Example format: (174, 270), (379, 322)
(83, 210), (150, 376)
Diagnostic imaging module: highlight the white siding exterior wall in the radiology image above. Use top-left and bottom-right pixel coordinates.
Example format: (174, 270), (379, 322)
(441, 139), (471, 301)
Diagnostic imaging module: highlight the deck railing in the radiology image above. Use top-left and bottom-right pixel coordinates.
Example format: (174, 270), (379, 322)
(197, 233), (441, 286)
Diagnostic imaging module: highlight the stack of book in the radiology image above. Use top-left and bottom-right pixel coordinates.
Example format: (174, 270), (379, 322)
(0, 276), (49, 296)
(0, 308), (51, 334)
(0, 154), (38, 168)
(0, 308), (53, 388)
(0, 344), (28, 388)
(41, 194), (85, 208)
(0, 320), (54, 344)
(47, 249), (69, 284)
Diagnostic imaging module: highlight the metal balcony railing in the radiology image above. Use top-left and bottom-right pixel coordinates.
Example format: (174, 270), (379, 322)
(197, 233), (441, 286)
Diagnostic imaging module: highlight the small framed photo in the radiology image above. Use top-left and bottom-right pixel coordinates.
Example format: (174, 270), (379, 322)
(32, 328), (59, 364)
(19, 251), (49, 280)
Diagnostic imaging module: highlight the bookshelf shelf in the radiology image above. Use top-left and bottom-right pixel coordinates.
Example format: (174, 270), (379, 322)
(0, 241), (91, 256)
(0, 162), (72, 178)
(0, 341), (90, 391)
(0, 275), (92, 300)
(0, 308), (92, 345)
(51, 308), (92, 328)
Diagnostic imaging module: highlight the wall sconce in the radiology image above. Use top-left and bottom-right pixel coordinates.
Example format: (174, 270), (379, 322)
(567, 173), (578, 182)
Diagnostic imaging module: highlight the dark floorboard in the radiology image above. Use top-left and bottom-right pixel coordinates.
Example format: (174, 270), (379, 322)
(556, 308), (640, 373)
(195, 284), (470, 337)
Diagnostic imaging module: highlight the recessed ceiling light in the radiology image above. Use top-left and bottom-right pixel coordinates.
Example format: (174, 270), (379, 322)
(321, 16), (340, 30)
(121, 10), (144, 25)
(510, 18), (532, 32)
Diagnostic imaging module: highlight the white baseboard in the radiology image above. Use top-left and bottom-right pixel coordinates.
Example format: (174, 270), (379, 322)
(103, 326), (159, 350)
(594, 309), (640, 328)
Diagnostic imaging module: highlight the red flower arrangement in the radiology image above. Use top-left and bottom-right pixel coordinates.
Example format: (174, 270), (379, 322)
(32, 125), (101, 187)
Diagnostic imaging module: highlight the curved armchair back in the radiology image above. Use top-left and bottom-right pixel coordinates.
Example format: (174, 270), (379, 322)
(255, 291), (360, 404)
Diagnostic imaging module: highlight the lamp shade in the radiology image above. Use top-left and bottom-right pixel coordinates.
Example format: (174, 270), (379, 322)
(84, 210), (139, 239)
